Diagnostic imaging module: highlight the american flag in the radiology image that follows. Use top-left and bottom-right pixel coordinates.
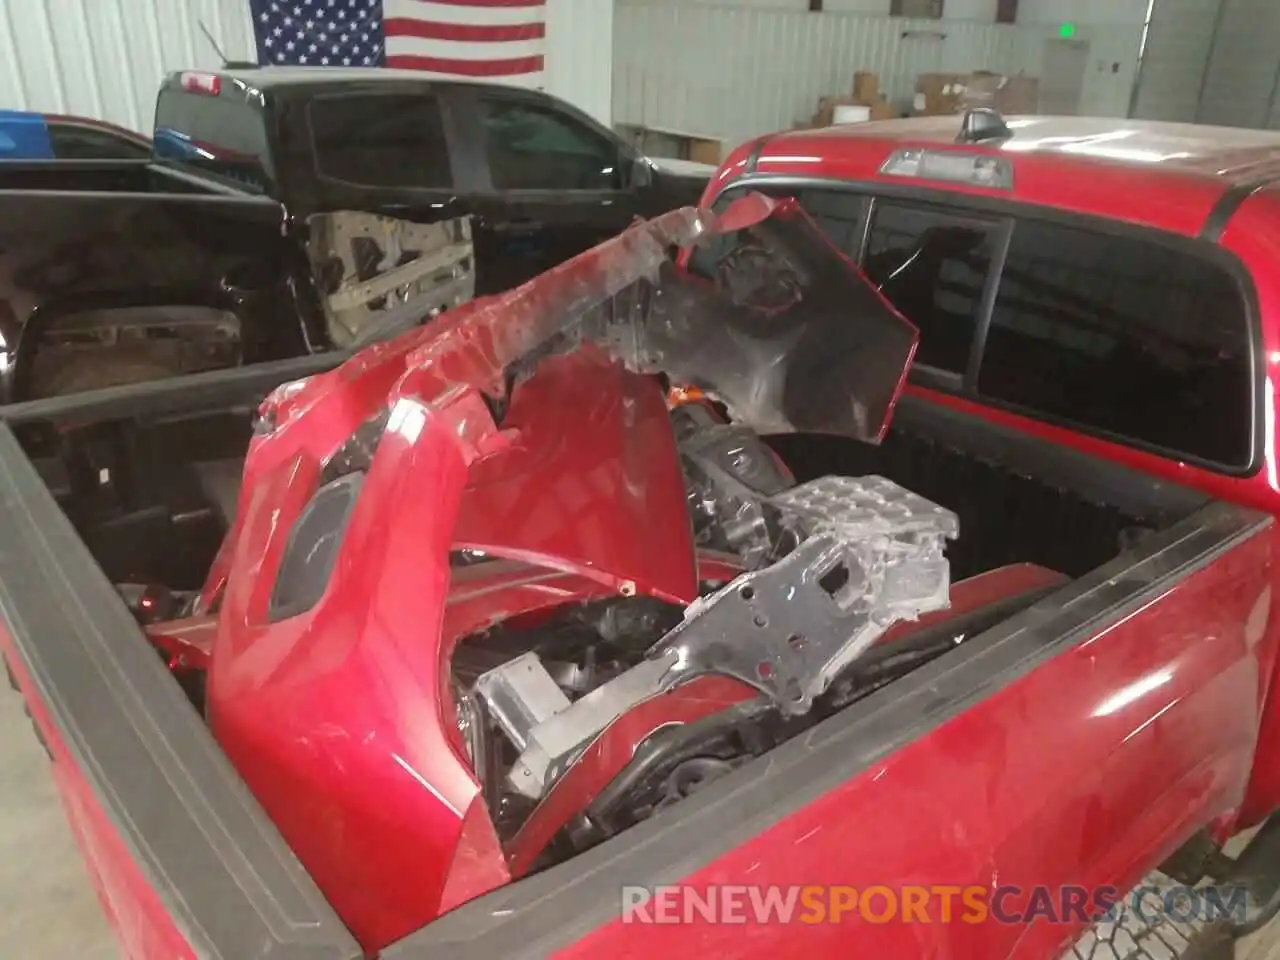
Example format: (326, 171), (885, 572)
(249, 0), (547, 82)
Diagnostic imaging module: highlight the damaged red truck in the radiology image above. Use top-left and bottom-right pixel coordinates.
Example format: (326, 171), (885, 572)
(3, 113), (1280, 960)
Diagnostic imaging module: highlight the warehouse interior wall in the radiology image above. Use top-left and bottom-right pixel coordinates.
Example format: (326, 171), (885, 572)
(624, 0), (1001, 15)
(545, 0), (614, 127)
(0, 0), (613, 135)
(1128, 0), (1220, 122)
(1125, 0), (1280, 129)
(1195, 0), (1280, 130)
(1014, 0), (1149, 25)
(0, 0), (255, 135)
(614, 0), (1145, 155)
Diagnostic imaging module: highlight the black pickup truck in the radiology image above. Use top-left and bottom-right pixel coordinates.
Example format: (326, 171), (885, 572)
(0, 67), (709, 402)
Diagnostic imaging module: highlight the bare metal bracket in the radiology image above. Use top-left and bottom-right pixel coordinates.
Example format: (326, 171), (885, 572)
(655, 475), (957, 714)
(483, 475), (957, 800)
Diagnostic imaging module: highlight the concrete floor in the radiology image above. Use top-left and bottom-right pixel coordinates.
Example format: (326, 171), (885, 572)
(0, 679), (116, 959)
(3, 677), (1280, 960)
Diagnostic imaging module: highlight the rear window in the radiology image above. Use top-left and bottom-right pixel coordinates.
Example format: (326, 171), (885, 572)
(152, 87), (273, 193)
(862, 202), (1001, 375)
(978, 219), (1253, 468)
(700, 179), (1255, 471)
(308, 93), (451, 190)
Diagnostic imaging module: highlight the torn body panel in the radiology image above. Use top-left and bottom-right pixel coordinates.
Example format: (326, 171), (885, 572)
(204, 197), (931, 952)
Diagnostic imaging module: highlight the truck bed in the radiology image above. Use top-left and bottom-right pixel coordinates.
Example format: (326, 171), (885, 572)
(0, 174), (304, 404)
(0, 159), (225, 194)
(770, 391), (1204, 582)
(0, 363), (1270, 959)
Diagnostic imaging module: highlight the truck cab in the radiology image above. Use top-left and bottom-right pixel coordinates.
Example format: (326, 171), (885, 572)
(0, 68), (709, 404)
(151, 67), (709, 288)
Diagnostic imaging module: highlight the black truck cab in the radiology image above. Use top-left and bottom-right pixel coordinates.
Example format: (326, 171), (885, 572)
(0, 67), (708, 403)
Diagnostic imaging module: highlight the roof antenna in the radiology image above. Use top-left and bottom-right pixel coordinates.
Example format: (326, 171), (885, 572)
(957, 107), (1013, 144)
(197, 20), (229, 65)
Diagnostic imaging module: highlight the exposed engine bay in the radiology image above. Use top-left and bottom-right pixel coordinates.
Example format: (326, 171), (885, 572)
(453, 402), (958, 872)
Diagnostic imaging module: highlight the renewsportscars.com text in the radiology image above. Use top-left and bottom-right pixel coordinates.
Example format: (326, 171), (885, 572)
(620, 883), (1250, 926)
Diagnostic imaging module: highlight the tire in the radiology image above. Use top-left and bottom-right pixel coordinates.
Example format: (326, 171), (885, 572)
(30, 346), (185, 398)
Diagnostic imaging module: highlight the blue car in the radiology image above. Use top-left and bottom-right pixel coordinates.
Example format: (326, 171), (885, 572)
(0, 109), (151, 160)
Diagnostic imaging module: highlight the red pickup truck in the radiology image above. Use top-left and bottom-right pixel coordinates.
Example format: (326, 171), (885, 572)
(1, 111), (1280, 960)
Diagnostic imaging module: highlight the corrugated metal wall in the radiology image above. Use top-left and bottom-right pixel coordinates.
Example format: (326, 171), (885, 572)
(545, 0), (614, 125)
(618, 0), (1003, 15)
(0, 0), (613, 132)
(614, 3), (1143, 152)
(1196, 0), (1280, 129)
(1129, 0), (1221, 122)
(1126, 0), (1280, 129)
(0, 0), (254, 133)
(1017, 0), (1149, 25)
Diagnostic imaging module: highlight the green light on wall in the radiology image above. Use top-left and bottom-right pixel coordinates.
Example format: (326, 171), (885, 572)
(1059, 22), (1077, 39)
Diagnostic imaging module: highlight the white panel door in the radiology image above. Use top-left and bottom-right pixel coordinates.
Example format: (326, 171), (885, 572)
(1041, 39), (1089, 115)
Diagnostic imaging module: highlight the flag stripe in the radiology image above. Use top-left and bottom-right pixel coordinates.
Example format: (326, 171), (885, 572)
(406, 0), (544, 7)
(384, 16), (544, 42)
(385, 0), (544, 28)
(386, 36), (543, 62)
(386, 53), (544, 76)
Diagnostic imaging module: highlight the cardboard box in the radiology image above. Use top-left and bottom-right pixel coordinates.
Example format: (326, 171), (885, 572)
(869, 99), (898, 121)
(989, 74), (1039, 114)
(914, 72), (969, 116)
(812, 95), (848, 127)
(914, 70), (1041, 117)
(852, 71), (880, 101)
(811, 93), (899, 127)
(686, 137), (723, 166)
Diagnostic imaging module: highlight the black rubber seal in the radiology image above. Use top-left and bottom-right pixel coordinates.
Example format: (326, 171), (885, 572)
(744, 134), (775, 174)
(1200, 178), (1280, 241)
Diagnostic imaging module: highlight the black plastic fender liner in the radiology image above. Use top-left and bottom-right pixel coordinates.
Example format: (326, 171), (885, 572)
(0, 420), (362, 960)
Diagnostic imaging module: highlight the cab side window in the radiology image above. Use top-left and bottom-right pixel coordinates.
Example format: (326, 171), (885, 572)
(479, 98), (621, 191)
(309, 93), (452, 189)
(979, 219), (1253, 467)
